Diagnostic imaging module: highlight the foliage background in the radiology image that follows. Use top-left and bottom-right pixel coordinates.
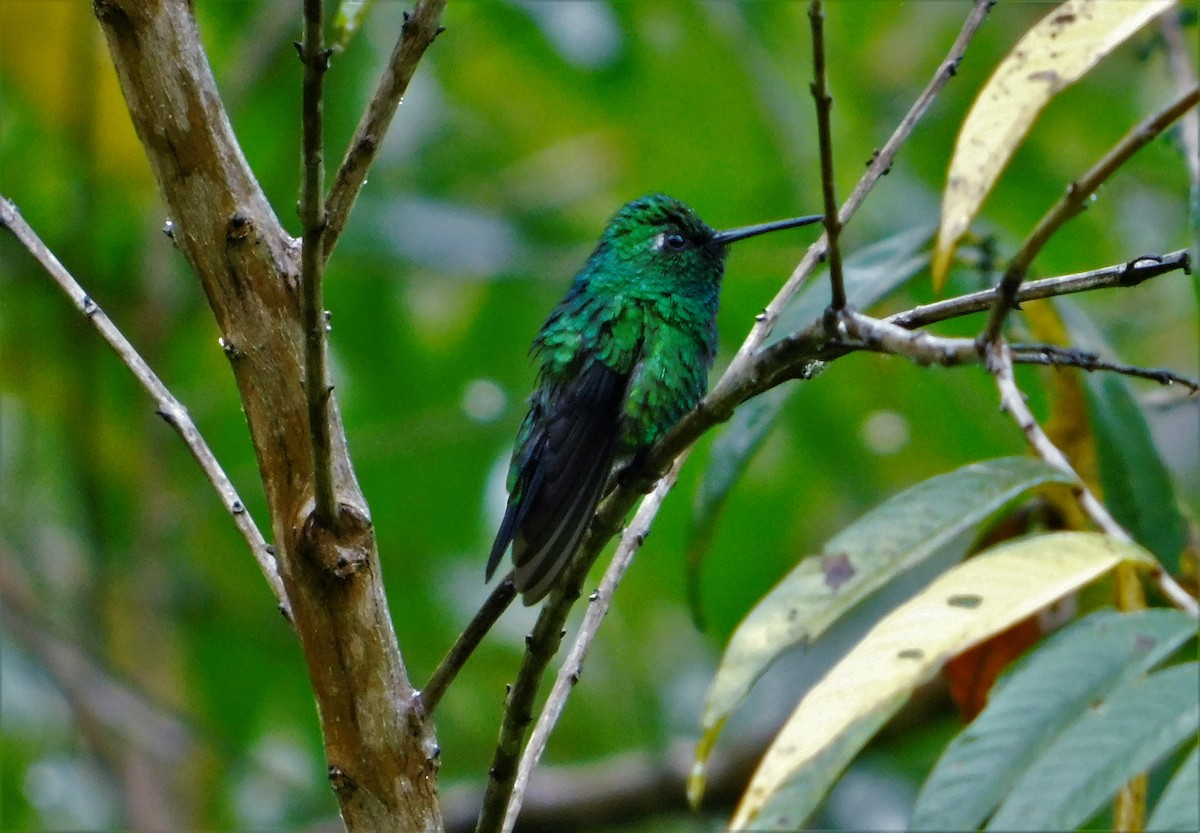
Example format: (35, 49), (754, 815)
(1, 1), (1195, 829)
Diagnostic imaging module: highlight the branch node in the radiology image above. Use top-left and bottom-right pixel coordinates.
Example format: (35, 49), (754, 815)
(299, 501), (372, 576)
(81, 295), (99, 318)
(328, 765), (356, 795)
(1120, 253), (1163, 285)
(226, 211), (252, 243)
(218, 336), (245, 360)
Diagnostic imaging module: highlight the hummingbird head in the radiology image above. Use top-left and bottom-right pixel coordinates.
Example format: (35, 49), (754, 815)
(593, 193), (822, 295)
(599, 194), (724, 285)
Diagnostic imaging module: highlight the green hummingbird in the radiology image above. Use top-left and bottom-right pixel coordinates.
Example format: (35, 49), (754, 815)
(487, 194), (822, 604)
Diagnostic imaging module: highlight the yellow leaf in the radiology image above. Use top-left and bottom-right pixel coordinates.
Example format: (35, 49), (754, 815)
(729, 532), (1154, 831)
(930, 0), (1176, 286)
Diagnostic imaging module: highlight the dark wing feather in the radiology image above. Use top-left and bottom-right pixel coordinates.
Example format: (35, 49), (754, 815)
(487, 360), (627, 604)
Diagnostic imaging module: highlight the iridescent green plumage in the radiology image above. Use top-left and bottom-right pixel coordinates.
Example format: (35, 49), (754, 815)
(487, 194), (820, 604)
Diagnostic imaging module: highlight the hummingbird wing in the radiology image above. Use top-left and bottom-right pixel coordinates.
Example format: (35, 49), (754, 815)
(487, 358), (627, 604)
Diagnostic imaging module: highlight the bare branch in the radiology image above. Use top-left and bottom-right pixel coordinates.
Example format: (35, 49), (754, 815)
(476, 585), (576, 832)
(323, 0), (449, 263)
(501, 458), (688, 833)
(1008, 344), (1199, 392)
(981, 85), (1200, 343)
(93, 1), (441, 827)
(808, 0), (847, 311)
(0, 197), (289, 614)
(422, 575), (517, 715)
(299, 0), (337, 525)
(987, 341), (1198, 617)
(725, 0), (994, 367)
(892, 250), (1191, 329)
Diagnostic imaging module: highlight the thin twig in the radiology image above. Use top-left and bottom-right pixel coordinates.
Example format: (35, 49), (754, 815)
(323, 0), (448, 264)
(1009, 344), (1199, 392)
(477, 580), (579, 832)
(422, 574), (517, 716)
(500, 458), (688, 833)
(828, 308), (1200, 394)
(299, 0), (337, 526)
(987, 341), (1198, 617)
(0, 197), (289, 614)
(892, 250), (1191, 329)
(808, 0), (846, 311)
(981, 85), (1200, 344)
(724, 0), (993, 371)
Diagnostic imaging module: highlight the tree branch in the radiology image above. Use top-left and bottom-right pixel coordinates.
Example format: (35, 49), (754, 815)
(0, 196), (289, 615)
(1008, 344), (1198, 392)
(808, 0), (846, 312)
(981, 85), (1200, 343)
(726, 0), (994, 365)
(422, 574), (517, 716)
(500, 458), (688, 833)
(299, 0), (337, 525)
(892, 250), (1190, 329)
(323, 0), (448, 263)
(986, 342), (1198, 617)
(92, 1), (441, 828)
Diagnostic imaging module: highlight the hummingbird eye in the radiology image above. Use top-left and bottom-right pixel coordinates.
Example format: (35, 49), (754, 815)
(661, 231), (688, 252)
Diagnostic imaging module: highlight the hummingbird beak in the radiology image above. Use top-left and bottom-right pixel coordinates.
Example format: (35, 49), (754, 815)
(710, 214), (824, 247)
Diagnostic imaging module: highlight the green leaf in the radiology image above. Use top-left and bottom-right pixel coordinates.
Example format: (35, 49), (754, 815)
(1147, 744), (1200, 833)
(912, 608), (1198, 831)
(988, 661), (1200, 831)
(726, 532), (1153, 831)
(1086, 371), (1188, 573)
(696, 458), (1071, 753)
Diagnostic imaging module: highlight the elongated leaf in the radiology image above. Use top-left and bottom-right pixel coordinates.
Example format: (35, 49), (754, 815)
(912, 608), (1197, 831)
(1147, 744), (1200, 833)
(726, 532), (1154, 831)
(932, 0), (1175, 283)
(697, 458), (1070, 750)
(988, 662), (1200, 831)
(1086, 372), (1188, 572)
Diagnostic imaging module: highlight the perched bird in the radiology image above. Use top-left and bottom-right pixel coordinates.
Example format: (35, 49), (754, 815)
(487, 194), (822, 604)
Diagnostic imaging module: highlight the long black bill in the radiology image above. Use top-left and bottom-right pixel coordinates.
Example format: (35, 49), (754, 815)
(710, 214), (824, 246)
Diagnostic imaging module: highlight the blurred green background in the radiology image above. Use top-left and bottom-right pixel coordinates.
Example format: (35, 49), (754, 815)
(1, 1), (1196, 830)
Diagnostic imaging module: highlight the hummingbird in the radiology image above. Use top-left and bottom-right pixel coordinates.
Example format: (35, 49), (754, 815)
(487, 194), (822, 604)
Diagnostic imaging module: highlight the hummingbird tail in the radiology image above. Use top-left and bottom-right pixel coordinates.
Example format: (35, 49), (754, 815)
(491, 360), (627, 605)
